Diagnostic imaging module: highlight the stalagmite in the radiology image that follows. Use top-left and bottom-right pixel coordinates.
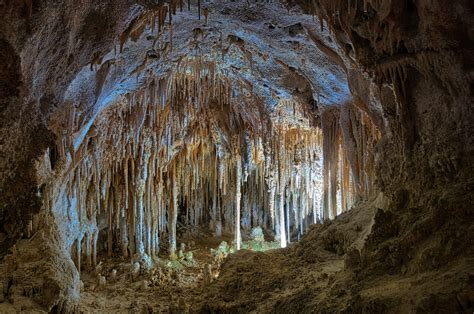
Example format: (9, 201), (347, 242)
(86, 233), (92, 270)
(136, 178), (146, 256)
(120, 215), (129, 258)
(92, 231), (98, 267)
(76, 237), (82, 274)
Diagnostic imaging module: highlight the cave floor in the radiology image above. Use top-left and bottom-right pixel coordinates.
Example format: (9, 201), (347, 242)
(1, 200), (472, 313)
(79, 229), (234, 313)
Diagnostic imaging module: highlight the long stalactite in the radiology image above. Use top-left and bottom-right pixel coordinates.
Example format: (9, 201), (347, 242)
(39, 58), (378, 277)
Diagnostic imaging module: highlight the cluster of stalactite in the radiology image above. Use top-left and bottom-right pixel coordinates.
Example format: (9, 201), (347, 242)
(44, 59), (321, 268)
(320, 102), (380, 224)
(42, 56), (379, 275)
(116, 0), (212, 57)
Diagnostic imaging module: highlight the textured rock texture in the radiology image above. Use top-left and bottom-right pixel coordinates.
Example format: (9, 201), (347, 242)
(0, 1), (133, 310)
(0, 0), (133, 241)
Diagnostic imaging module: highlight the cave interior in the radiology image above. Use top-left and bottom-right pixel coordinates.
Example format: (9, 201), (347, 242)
(0, 0), (473, 312)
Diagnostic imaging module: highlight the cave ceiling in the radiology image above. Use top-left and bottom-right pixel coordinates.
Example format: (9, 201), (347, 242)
(59, 1), (350, 150)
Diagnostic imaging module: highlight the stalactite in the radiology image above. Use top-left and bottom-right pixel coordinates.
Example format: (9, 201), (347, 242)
(203, 7), (209, 25)
(61, 57), (366, 269)
(198, 0), (201, 20)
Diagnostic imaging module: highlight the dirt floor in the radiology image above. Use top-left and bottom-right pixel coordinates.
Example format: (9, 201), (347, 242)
(77, 229), (234, 313)
(73, 200), (380, 313)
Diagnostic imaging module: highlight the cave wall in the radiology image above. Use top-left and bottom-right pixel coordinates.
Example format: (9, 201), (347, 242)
(0, 0), (134, 244)
(296, 0), (474, 204)
(0, 1), (134, 310)
(292, 0), (474, 276)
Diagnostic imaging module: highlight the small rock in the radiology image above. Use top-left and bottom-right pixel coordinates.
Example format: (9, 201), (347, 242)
(184, 251), (193, 262)
(203, 264), (213, 284)
(24, 285), (33, 297)
(97, 274), (106, 288)
(95, 262), (103, 276)
(344, 248), (361, 270)
(109, 269), (117, 281)
(140, 280), (149, 291)
(8, 285), (24, 304)
(319, 273), (328, 280)
(177, 297), (188, 312)
(251, 226), (265, 242)
(217, 241), (229, 254)
(131, 262), (141, 281)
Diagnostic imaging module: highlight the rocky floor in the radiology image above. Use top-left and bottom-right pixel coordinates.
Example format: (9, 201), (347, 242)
(78, 230), (234, 313)
(1, 197), (472, 313)
(198, 197), (474, 313)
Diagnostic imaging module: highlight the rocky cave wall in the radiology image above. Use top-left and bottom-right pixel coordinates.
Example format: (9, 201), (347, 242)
(0, 0), (136, 246)
(288, 0), (474, 301)
(296, 0), (474, 207)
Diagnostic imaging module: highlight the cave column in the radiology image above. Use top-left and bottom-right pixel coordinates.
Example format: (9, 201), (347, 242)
(120, 214), (129, 258)
(136, 178), (146, 256)
(278, 146), (287, 248)
(235, 156), (242, 250)
(86, 232), (92, 270)
(168, 162), (178, 259)
(279, 183), (287, 248)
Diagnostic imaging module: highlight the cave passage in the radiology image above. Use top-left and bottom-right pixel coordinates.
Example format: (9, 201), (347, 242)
(36, 1), (379, 307)
(1, 0), (472, 312)
(65, 59), (367, 264)
(41, 1), (378, 267)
